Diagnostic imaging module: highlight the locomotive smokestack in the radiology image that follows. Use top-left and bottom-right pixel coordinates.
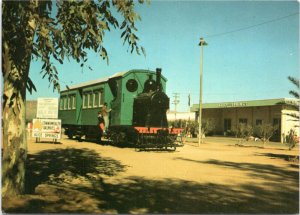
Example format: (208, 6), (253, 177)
(156, 68), (162, 91)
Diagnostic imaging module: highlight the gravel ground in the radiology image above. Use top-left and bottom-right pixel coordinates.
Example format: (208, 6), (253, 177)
(2, 135), (299, 214)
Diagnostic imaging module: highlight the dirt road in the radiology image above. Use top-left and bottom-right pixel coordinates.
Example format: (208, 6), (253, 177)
(3, 136), (299, 213)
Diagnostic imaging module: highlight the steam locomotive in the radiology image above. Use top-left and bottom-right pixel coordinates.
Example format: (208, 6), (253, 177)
(58, 68), (183, 150)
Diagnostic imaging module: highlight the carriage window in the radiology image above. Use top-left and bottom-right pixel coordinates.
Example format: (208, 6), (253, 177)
(63, 97), (67, 110)
(126, 79), (138, 92)
(71, 95), (76, 109)
(83, 94), (88, 108)
(60, 97), (65, 110)
(93, 91), (101, 107)
(67, 96), (71, 109)
(88, 93), (93, 108)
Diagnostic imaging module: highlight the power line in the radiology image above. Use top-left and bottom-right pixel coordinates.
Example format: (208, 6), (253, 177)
(205, 12), (299, 39)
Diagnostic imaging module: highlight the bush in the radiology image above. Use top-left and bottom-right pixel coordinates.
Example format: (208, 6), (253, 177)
(284, 129), (299, 150)
(168, 119), (215, 138)
(254, 124), (278, 147)
(236, 123), (253, 140)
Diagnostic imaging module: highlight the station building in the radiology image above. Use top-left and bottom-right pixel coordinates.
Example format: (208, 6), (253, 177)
(167, 111), (195, 121)
(190, 98), (299, 142)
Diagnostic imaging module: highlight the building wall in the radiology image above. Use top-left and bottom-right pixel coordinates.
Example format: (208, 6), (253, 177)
(195, 105), (291, 142)
(281, 109), (299, 141)
(167, 111), (196, 121)
(191, 98), (299, 142)
(203, 109), (222, 133)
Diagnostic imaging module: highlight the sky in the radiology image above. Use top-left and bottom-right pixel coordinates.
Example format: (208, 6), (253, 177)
(27, 1), (299, 112)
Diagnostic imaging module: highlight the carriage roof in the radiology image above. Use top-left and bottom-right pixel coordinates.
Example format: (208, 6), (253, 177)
(61, 69), (167, 92)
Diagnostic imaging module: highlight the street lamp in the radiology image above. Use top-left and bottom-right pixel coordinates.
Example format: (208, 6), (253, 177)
(198, 37), (207, 146)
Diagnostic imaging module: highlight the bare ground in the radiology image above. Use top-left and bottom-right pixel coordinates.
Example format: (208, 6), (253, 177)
(2, 135), (299, 214)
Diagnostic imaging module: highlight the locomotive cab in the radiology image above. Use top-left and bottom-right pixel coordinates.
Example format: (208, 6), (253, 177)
(132, 68), (169, 128)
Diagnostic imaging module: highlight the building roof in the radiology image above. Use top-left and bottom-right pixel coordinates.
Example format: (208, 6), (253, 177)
(61, 69), (167, 92)
(190, 98), (299, 112)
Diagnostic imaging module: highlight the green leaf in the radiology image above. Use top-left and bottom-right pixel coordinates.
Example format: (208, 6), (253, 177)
(141, 46), (146, 57)
(120, 20), (126, 29)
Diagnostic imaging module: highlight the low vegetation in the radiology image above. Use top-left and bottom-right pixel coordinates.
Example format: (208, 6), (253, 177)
(168, 119), (216, 138)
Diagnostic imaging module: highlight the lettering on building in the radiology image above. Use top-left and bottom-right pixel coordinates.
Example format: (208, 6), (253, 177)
(218, 102), (248, 108)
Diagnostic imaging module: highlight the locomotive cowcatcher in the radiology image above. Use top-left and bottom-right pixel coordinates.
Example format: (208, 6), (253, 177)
(58, 68), (183, 150)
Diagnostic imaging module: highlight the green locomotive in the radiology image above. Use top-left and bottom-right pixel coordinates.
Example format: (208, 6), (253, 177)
(58, 68), (183, 149)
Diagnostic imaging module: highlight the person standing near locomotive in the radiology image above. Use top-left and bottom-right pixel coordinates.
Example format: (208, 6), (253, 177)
(97, 111), (105, 142)
(101, 102), (112, 133)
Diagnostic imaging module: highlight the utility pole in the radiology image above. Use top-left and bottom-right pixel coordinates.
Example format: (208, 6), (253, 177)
(198, 37), (207, 147)
(172, 93), (180, 120)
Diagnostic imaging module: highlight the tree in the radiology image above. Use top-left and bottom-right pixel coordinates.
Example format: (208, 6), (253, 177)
(285, 76), (299, 121)
(282, 76), (299, 151)
(2, 0), (146, 197)
(284, 129), (299, 150)
(253, 124), (278, 148)
(234, 123), (253, 145)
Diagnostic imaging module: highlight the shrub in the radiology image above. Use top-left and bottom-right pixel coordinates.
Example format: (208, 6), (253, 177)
(168, 119), (215, 138)
(254, 124), (278, 147)
(284, 129), (299, 150)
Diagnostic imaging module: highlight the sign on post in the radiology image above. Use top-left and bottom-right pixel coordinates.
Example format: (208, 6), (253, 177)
(32, 119), (62, 140)
(37, 98), (59, 119)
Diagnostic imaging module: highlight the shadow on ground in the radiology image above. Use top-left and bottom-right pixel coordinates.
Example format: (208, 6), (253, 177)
(83, 138), (180, 152)
(175, 157), (299, 181)
(2, 148), (299, 214)
(24, 148), (127, 193)
(254, 152), (299, 163)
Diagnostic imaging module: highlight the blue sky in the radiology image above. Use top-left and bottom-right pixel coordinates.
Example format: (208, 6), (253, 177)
(27, 1), (299, 112)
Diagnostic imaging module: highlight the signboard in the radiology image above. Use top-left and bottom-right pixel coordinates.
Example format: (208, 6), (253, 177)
(37, 98), (59, 119)
(32, 119), (61, 139)
(218, 102), (248, 108)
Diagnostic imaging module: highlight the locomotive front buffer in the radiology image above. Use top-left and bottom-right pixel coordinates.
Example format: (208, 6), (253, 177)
(134, 127), (184, 151)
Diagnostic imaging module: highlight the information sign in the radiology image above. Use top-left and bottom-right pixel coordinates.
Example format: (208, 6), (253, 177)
(32, 119), (61, 139)
(37, 98), (59, 119)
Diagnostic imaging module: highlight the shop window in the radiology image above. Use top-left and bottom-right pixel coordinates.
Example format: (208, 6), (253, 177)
(256, 119), (263, 125)
(272, 118), (281, 141)
(273, 118), (281, 126)
(239, 118), (248, 125)
(224, 119), (231, 131)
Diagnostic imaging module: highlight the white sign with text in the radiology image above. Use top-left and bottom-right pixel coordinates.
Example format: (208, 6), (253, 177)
(32, 119), (61, 139)
(37, 97), (59, 119)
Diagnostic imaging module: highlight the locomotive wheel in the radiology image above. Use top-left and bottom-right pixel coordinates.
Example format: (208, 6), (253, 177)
(110, 132), (127, 145)
(67, 130), (74, 139)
